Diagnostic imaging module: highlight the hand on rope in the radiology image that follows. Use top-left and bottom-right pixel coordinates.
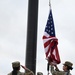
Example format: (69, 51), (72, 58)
(47, 72), (50, 75)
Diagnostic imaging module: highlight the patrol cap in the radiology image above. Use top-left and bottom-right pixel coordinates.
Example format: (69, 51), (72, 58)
(12, 61), (20, 67)
(63, 61), (73, 70)
(37, 72), (43, 75)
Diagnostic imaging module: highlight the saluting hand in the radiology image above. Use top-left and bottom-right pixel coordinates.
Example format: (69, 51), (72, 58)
(21, 65), (27, 70)
(21, 65), (30, 71)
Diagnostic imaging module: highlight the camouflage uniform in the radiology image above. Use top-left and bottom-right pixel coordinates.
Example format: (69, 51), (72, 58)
(8, 61), (34, 75)
(8, 71), (25, 75)
(37, 72), (43, 75)
(50, 61), (73, 75)
(8, 70), (34, 75)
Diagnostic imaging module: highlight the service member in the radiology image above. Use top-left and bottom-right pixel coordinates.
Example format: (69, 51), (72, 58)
(8, 61), (34, 75)
(50, 61), (73, 75)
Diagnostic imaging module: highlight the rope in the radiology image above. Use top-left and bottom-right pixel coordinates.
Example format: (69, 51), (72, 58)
(47, 71), (50, 75)
(47, 62), (49, 75)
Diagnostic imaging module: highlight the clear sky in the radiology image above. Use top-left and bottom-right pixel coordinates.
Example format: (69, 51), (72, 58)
(0, 0), (75, 75)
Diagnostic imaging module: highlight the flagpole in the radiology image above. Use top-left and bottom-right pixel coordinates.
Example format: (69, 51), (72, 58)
(43, 0), (61, 75)
(49, 0), (51, 9)
(47, 1), (51, 75)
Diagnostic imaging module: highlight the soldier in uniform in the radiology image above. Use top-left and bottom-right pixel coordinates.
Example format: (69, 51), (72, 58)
(8, 61), (34, 75)
(50, 61), (73, 75)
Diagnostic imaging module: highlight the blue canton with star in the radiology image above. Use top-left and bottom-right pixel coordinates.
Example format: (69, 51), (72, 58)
(45, 9), (55, 37)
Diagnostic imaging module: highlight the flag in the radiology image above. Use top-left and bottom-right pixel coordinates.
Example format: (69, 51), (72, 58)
(42, 9), (61, 64)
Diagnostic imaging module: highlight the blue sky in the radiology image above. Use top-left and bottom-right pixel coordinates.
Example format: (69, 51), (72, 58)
(0, 0), (75, 75)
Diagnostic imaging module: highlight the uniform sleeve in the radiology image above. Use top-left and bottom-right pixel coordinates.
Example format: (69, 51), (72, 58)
(50, 66), (55, 74)
(50, 66), (65, 75)
(50, 66), (59, 75)
(25, 68), (34, 75)
(25, 71), (34, 75)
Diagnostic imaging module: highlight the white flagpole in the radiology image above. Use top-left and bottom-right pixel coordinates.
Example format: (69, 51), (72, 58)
(49, 0), (51, 9)
(47, 1), (51, 75)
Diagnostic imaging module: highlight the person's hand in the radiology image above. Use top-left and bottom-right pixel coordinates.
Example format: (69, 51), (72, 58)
(21, 65), (27, 70)
(54, 65), (59, 71)
(54, 65), (58, 68)
(21, 65), (30, 71)
(49, 62), (54, 66)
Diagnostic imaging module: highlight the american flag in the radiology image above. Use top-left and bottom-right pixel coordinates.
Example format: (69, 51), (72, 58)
(42, 9), (61, 64)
